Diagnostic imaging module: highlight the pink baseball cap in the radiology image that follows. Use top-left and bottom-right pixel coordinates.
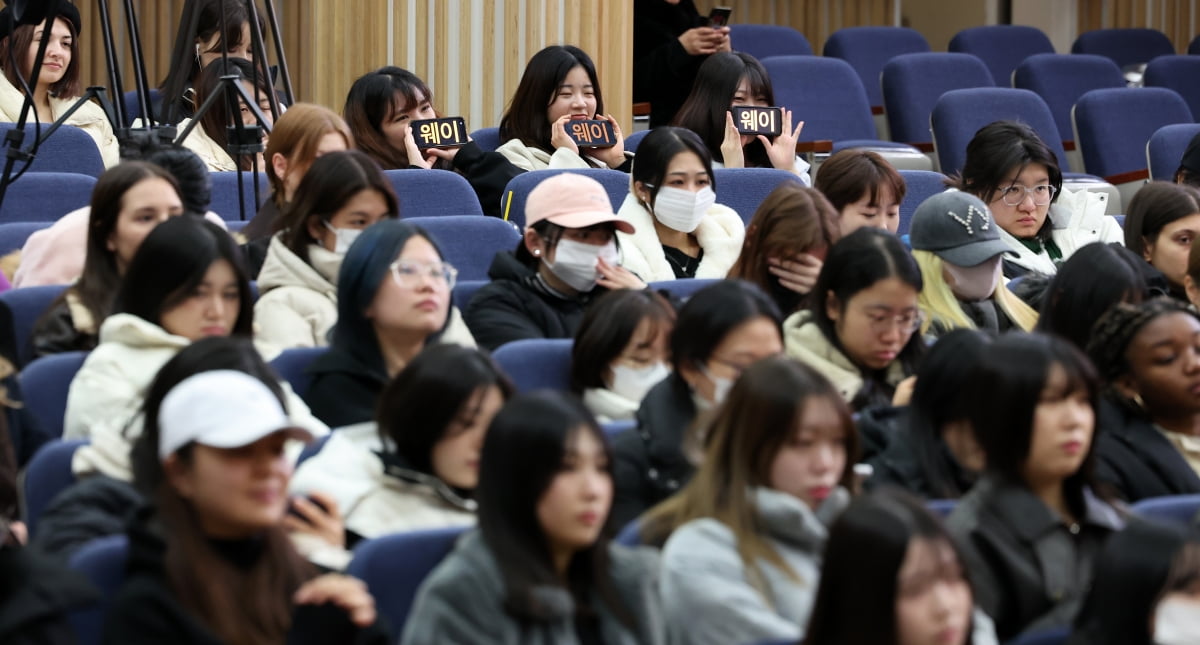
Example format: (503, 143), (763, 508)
(525, 173), (635, 234)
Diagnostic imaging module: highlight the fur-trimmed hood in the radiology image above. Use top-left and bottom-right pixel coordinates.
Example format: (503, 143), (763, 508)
(615, 193), (744, 282)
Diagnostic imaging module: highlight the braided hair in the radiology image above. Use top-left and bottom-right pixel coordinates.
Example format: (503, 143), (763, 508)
(1086, 298), (1199, 384)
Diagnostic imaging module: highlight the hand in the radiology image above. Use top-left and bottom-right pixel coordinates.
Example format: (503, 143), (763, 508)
(892, 376), (917, 407)
(426, 146), (462, 164)
(716, 26), (732, 52)
(550, 115), (580, 154)
(768, 253), (822, 295)
(720, 112), (745, 168)
(757, 109), (805, 172)
(283, 491), (345, 548)
(401, 124), (439, 169)
(678, 27), (727, 55)
(294, 574), (376, 627)
(597, 256), (646, 291)
(597, 114), (627, 168)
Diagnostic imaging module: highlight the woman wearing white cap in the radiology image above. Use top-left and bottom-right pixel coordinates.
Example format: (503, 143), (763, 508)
(466, 173), (647, 351)
(908, 191), (1038, 337)
(105, 368), (388, 644)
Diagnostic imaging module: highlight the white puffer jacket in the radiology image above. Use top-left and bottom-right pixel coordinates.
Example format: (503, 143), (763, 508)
(64, 313), (328, 480)
(254, 236), (341, 350)
(496, 138), (619, 171)
(615, 193), (744, 282)
(997, 186), (1124, 276)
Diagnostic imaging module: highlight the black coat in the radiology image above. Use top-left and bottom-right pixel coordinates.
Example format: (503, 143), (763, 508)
(304, 347), (388, 429)
(450, 141), (525, 219)
(947, 475), (1124, 642)
(867, 425), (977, 500)
(1092, 395), (1200, 502)
(0, 545), (98, 645)
(633, 0), (708, 126)
(609, 376), (698, 532)
(31, 475), (143, 562)
(30, 297), (97, 360)
(465, 252), (600, 351)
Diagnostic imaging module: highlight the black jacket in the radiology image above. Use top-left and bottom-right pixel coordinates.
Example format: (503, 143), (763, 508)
(1092, 395), (1200, 502)
(30, 298), (97, 360)
(465, 252), (601, 351)
(103, 508), (391, 645)
(31, 475), (143, 562)
(867, 424), (978, 500)
(947, 475), (1124, 642)
(633, 0), (708, 127)
(304, 347), (388, 429)
(609, 376), (699, 532)
(0, 545), (98, 645)
(450, 141), (525, 218)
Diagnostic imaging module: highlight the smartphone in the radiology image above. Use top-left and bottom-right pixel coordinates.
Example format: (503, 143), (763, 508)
(708, 6), (732, 28)
(730, 106), (783, 137)
(287, 495), (330, 522)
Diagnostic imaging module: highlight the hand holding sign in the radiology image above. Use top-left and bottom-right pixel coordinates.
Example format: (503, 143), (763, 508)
(756, 108), (805, 172)
(551, 115), (580, 155)
(412, 117), (469, 149)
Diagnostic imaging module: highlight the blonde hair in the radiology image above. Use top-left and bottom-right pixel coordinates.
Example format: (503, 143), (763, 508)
(913, 250), (1037, 333)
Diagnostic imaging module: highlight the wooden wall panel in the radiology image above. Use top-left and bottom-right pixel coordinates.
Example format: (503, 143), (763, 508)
(1079, 0), (1200, 52)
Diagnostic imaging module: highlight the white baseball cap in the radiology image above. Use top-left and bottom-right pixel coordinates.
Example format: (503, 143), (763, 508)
(157, 370), (314, 461)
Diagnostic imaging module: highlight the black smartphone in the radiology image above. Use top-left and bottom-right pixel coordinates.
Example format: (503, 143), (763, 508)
(708, 6), (732, 28)
(287, 495), (330, 522)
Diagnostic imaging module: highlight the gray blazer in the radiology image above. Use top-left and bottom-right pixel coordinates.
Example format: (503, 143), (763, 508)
(400, 530), (665, 645)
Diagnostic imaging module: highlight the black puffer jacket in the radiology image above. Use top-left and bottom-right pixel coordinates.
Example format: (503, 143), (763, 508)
(0, 544), (98, 645)
(1092, 395), (1200, 502)
(31, 474), (143, 562)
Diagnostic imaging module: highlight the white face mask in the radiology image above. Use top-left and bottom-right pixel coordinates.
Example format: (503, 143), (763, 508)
(695, 362), (734, 408)
(324, 222), (363, 255)
(610, 361), (670, 403)
(546, 238), (618, 292)
(1154, 596), (1200, 645)
(650, 185), (716, 233)
(943, 255), (1002, 301)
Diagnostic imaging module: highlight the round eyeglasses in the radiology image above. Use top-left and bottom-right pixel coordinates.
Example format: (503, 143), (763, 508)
(997, 184), (1057, 207)
(389, 260), (458, 290)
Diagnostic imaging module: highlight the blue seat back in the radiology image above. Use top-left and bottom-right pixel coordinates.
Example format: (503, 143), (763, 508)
(931, 88), (1068, 178)
(384, 169), (484, 217)
(624, 129), (651, 154)
(1131, 493), (1200, 525)
(0, 283), (67, 367)
(729, 24), (813, 60)
(345, 526), (466, 634)
(469, 127), (500, 152)
(452, 279), (488, 312)
(1071, 27), (1175, 70)
(0, 172), (95, 223)
(296, 433), (331, 465)
(22, 438), (87, 535)
(1147, 123), (1200, 181)
(823, 26), (930, 109)
(926, 498), (957, 518)
(948, 25), (1055, 87)
(0, 123), (105, 177)
(408, 215), (520, 281)
(648, 278), (721, 303)
(209, 171), (269, 221)
(269, 347), (327, 399)
(19, 350), (87, 439)
(615, 518), (642, 547)
(881, 53), (995, 146)
(898, 170), (948, 237)
(1006, 627), (1070, 645)
(68, 534), (130, 645)
(122, 88), (162, 125)
(1073, 87), (1193, 180)
(762, 56), (876, 142)
(1145, 55), (1200, 122)
(711, 168), (801, 225)
(1013, 53), (1125, 146)
(501, 168), (628, 229)
(492, 338), (573, 393)
(601, 419), (635, 439)
(0, 220), (50, 255)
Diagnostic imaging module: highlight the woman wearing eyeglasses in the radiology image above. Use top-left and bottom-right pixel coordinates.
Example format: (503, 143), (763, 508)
(304, 219), (471, 428)
(255, 150), (395, 353)
(954, 120), (1122, 278)
(783, 227), (925, 414)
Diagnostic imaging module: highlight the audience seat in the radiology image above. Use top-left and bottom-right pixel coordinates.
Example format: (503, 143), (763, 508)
(1006, 627), (1070, 645)
(501, 169), (628, 228)
(1130, 493), (1200, 525)
(19, 350), (87, 438)
(601, 419), (636, 439)
(409, 215), (520, 281)
(925, 499), (957, 518)
(208, 171), (269, 221)
(0, 283), (67, 367)
(948, 25), (1055, 87)
(122, 88), (163, 126)
(0, 172), (95, 223)
(823, 26), (930, 114)
(1013, 54), (1126, 155)
(345, 526), (466, 635)
(649, 278), (720, 303)
(897, 170), (948, 237)
(881, 53), (995, 152)
(22, 438), (87, 536)
(711, 168), (801, 225)
(67, 534), (130, 645)
(1071, 28), (1175, 71)
(729, 24), (813, 60)
(1147, 123), (1200, 181)
(624, 129), (651, 154)
(452, 279), (488, 313)
(1072, 87), (1192, 191)
(931, 88), (1071, 178)
(615, 518), (642, 547)
(0, 122), (105, 177)
(269, 347), (327, 399)
(1144, 55), (1200, 122)
(469, 127), (501, 153)
(492, 338), (573, 393)
(384, 169), (484, 217)
(296, 433), (331, 465)
(0, 220), (50, 255)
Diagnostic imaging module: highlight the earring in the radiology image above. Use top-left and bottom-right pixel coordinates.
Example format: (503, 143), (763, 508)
(194, 43), (202, 66)
(533, 249), (541, 256)
(1131, 392), (1146, 411)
